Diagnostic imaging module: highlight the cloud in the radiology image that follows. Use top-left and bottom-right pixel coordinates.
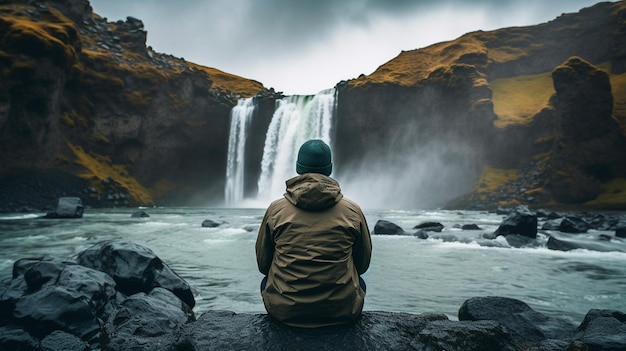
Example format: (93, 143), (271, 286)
(90, 0), (601, 95)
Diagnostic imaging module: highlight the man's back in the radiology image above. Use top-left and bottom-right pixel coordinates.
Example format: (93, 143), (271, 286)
(256, 172), (371, 327)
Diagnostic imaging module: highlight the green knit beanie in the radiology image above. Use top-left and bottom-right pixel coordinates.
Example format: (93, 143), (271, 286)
(296, 139), (332, 176)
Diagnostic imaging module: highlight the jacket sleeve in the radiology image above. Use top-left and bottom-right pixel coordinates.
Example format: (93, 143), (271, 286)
(352, 208), (372, 275)
(255, 208), (274, 275)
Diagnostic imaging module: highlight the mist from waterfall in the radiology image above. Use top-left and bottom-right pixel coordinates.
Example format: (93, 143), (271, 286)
(224, 97), (256, 205)
(257, 89), (336, 203)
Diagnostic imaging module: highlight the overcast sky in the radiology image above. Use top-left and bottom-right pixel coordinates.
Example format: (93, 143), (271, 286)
(89, 0), (605, 95)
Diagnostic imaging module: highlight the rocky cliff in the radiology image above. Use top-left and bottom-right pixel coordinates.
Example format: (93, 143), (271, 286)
(1, 0), (626, 211)
(0, 0), (279, 210)
(335, 1), (626, 210)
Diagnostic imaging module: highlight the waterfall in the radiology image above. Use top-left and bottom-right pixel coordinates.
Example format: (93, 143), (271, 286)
(257, 88), (336, 202)
(224, 97), (256, 205)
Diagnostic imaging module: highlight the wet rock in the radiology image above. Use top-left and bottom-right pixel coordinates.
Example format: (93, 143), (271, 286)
(494, 206), (538, 238)
(412, 229), (429, 239)
(559, 216), (589, 234)
(458, 296), (576, 342)
(0, 325), (38, 351)
(575, 309), (626, 351)
(76, 239), (195, 308)
(616, 223), (626, 238)
(39, 330), (89, 351)
(373, 220), (405, 235)
(201, 219), (222, 228)
(462, 223), (482, 230)
(413, 319), (522, 351)
(103, 287), (195, 351)
(131, 210), (150, 218)
(166, 310), (526, 351)
(43, 197), (84, 218)
(414, 221), (444, 232)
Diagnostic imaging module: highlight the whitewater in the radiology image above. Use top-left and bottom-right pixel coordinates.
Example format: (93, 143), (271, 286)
(1, 207), (624, 324)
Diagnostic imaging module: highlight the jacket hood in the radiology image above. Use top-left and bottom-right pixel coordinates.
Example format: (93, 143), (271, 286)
(284, 173), (343, 211)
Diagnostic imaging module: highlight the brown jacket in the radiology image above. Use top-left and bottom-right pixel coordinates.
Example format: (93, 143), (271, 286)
(256, 173), (372, 328)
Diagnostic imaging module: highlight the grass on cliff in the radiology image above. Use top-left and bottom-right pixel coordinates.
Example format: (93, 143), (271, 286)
(67, 142), (153, 206)
(491, 71), (554, 128)
(470, 166), (519, 205)
(584, 178), (626, 208)
(188, 63), (266, 97)
(0, 5), (78, 68)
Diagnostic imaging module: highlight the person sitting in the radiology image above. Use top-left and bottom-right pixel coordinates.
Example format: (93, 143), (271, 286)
(255, 139), (372, 328)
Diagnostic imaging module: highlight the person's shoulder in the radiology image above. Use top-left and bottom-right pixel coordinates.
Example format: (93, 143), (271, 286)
(267, 197), (290, 211)
(338, 196), (365, 213)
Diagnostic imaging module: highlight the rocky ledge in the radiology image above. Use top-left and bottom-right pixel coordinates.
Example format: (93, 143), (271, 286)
(0, 239), (624, 351)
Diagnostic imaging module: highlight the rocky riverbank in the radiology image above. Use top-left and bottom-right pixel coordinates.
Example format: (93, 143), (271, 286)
(0, 238), (624, 351)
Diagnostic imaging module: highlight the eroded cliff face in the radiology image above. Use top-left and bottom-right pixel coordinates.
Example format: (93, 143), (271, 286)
(334, 1), (626, 210)
(0, 0), (276, 208)
(2, 0), (626, 211)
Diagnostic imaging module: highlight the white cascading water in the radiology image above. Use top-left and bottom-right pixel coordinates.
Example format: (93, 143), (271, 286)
(224, 97), (256, 205)
(256, 88), (336, 203)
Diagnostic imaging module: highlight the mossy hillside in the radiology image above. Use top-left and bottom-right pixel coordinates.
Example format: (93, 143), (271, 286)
(67, 142), (153, 206)
(585, 178), (626, 208)
(466, 166), (520, 207)
(1, 2), (270, 205)
(491, 71), (554, 128)
(0, 5), (79, 69)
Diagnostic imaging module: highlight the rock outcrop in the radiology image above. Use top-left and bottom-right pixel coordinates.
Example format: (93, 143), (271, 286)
(0, 0), (279, 211)
(336, 1), (626, 210)
(1, 0), (626, 211)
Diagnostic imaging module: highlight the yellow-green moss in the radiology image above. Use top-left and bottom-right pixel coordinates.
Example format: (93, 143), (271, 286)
(0, 6), (78, 67)
(473, 166), (519, 194)
(61, 112), (74, 127)
(188, 62), (266, 97)
(93, 133), (109, 144)
(585, 178), (626, 208)
(124, 91), (149, 108)
(67, 142), (153, 205)
(60, 110), (87, 128)
(491, 71), (555, 128)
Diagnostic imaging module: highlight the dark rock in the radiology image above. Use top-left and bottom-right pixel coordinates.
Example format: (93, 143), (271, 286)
(413, 319), (523, 351)
(575, 309), (626, 351)
(414, 221), (444, 232)
(131, 210), (150, 218)
(0, 325), (38, 351)
(201, 219), (221, 228)
(39, 330), (89, 351)
(462, 223), (482, 230)
(4, 258), (118, 343)
(75, 239), (195, 308)
(103, 287), (195, 351)
(44, 197), (84, 219)
(162, 310), (526, 351)
(412, 229), (429, 239)
(458, 296), (576, 342)
(13, 285), (100, 341)
(547, 235), (579, 252)
(494, 206), (538, 238)
(526, 339), (588, 351)
(505, 234), (536, 248)
(559, 216), (589, 234)
(373, 220), (405, 235)
(616, 223), (626, 238)
(547, 234), (625, 253)
(541, 218), (563, 231)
